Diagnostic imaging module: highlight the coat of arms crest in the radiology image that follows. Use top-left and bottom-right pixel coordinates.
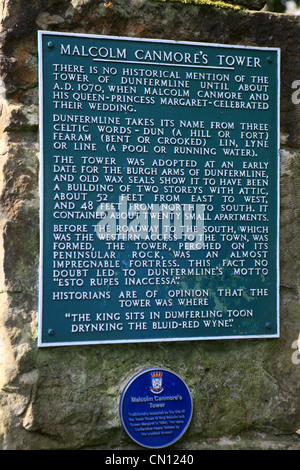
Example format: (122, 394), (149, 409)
(150, 371), (164, 394)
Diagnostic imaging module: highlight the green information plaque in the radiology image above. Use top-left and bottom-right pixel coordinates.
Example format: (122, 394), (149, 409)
(38, 31), (280, 346)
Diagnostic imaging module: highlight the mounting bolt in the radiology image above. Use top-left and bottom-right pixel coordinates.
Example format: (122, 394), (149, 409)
(47, 41), (54, 48)
(265, 322), (272, 330)
(267, 57), (273, 64)
(48, 328), (54, 336)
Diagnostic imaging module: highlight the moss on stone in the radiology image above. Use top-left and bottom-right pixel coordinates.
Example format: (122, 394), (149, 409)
(154, 0), (247, 11)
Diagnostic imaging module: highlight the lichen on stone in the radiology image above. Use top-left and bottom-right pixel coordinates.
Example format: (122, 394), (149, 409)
(154, 0), (247, 11)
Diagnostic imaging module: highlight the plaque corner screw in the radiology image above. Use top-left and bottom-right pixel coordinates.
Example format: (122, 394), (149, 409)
(267, 57), (273, 64)
(265, 322), (272, 330)
(47, 41), (54, 49)
(48, 328), (54, 336)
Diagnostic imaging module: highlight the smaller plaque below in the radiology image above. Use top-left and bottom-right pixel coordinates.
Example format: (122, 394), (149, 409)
(119, 368), (193, 449)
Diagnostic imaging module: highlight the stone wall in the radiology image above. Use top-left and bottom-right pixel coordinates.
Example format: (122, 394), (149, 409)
(1, 0), (300, 450)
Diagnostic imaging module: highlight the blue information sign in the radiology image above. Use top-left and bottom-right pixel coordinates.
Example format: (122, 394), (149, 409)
(119, 368), (193, 448)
